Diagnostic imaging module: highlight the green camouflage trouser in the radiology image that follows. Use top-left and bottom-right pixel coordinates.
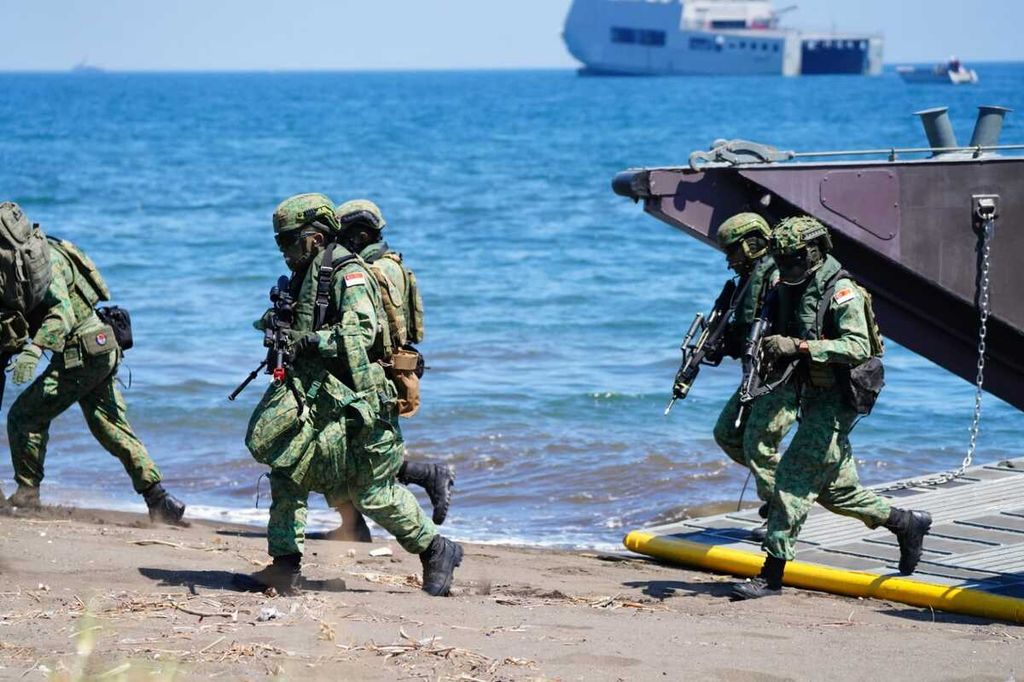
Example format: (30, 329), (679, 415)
(713, 384), (798, 503)
(8, 349), (161, 494)
(267, 408), (437, 558)
(764, 386), (891, 561)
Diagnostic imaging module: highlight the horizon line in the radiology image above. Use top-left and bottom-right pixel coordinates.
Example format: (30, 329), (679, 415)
(2, 59), (1022, 75)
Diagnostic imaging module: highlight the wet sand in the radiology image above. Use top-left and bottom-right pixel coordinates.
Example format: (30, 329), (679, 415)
(0, 508), (1020, 681)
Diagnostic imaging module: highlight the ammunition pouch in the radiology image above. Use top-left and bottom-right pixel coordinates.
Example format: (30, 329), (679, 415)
(840, 357), (885, 415)
(81, 324), (117, 357)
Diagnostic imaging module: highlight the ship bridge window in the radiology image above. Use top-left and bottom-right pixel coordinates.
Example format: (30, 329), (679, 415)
(611, 27), (637, 44)
(689, 36), (722, 51)
(611, 27), (666, 47)
(711, 20), (747, 29)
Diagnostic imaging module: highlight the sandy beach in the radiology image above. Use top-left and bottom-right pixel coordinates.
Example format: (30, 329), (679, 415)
(0, 508), (1020, 681)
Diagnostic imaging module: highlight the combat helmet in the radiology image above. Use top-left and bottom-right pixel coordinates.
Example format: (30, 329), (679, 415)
(717, 212), (771, 272)
(272, 193), (339, 236)
(770, 216), (834, 284)
(335, 199), (386, 232)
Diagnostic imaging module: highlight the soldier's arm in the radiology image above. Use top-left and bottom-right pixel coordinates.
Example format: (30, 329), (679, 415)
(804, 280), (871, 365)
(30, 260), (77, 352)
(304, 265), (378, 358)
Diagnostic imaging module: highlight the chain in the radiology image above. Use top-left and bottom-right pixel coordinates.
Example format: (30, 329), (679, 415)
(873, 217), (994, 493)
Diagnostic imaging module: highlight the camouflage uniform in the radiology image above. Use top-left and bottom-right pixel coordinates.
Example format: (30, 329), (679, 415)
(250, 246), (437, 558)
(763, 254), (891, 561)
(8, 244), (161, 493)
(712, 255), (797, 504)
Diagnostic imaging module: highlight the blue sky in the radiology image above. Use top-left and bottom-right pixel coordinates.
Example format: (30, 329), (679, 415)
(1, 0), (1021, 71)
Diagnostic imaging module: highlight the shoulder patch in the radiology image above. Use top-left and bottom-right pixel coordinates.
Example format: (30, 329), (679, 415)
(833, 287), (857, 305)
(343, 271), (367, 287)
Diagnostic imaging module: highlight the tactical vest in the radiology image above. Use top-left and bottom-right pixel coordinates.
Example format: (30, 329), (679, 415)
(778, 255), (883, 388)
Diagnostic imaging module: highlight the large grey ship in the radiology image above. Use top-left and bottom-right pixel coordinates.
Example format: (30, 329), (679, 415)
(563, 0), (883, 76)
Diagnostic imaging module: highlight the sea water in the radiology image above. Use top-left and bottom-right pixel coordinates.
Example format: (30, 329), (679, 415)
(1, 65), (1022, 549)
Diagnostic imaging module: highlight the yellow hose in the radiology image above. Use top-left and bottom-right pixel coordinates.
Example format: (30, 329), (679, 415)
(624, 530), (1024, 624)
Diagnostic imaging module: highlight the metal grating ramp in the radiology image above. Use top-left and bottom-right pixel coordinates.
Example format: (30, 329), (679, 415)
(635, 458), (1024, 599)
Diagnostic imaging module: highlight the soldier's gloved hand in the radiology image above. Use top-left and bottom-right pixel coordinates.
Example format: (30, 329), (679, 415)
(12, 344), (43, 385)
(285, 330), (321, 356)
(763, 335), (801, 362)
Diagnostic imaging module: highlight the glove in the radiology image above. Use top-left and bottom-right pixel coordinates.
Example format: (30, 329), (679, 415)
(763, 335), (801, 362)
(12, 344), (43, 385)
(285, 330), (321, 356)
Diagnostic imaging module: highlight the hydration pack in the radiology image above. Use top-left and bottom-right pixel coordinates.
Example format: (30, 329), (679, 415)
(0, 203), (52, 314)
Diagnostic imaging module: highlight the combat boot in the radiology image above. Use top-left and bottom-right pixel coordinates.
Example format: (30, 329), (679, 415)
(731, 555), (786, 600)
(142, 483), (187, 526)
(419, 535), (463, 597)
(0, 486), (9, 512)
(9, 485), (41, 510)
(884, 508), (932, 575)
(398, 462), (455, 525)
(233, 554), (302, 596)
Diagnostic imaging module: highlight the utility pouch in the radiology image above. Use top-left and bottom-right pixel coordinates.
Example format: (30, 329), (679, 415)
(81, 325), (118, 357)
(841, 357), (885, 415)
(96, 306), (133, 351)
(388, 345), (423, 418)
(63, 343), (84, 369)
(245, 380), (317, 476)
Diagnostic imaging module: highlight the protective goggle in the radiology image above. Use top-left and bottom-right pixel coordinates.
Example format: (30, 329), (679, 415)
(274, 228), (316, 250)
(337, 209), (382, 230)
(773, 249), (811, 270)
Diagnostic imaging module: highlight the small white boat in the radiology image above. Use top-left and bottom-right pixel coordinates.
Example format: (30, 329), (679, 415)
(897, 57), (978, 84)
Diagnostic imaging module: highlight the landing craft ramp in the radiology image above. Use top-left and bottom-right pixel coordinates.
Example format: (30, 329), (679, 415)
(625, 458), (1024, 623)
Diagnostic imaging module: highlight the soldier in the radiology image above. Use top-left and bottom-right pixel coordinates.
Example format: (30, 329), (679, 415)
(0, 202), (185, 523)
(330, 199), (454, 541)
(708, 213), (798, 541)
(239, 193), (462, 596)
(731, 216), (932, 600)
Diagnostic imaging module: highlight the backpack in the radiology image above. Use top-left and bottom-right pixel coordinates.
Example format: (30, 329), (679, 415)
(817, 270), (885, 415)
(0, 203), (52, 314)
(365, 250), (426, 418)
(47, 237), (111, 307)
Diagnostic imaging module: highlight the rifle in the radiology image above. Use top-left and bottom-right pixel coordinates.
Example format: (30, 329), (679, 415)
(229, 275), (300, 405)
(734, 288), (798, 427)
(0, 312), (30, 412)
(665, 275), (753, 415)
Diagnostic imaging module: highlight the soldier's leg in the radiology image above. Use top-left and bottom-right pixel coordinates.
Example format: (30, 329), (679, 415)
(348, 417), (437, 555)
(268, 470), (310, 558)
(77, 354), (161, 493)
(8, 355), (89, 492)
(713, 389), (747, 468)
(763, 411), (846, 562)
(742, 384), (799, 503)
(817, 437), (891, 529)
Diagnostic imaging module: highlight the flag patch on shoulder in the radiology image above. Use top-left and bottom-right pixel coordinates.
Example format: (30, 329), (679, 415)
(344, 272), (367, 287)
(833, 287), (857, 305)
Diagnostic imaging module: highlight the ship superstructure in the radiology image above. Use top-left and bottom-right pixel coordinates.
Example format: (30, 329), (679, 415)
(563, 0), (883, 76)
